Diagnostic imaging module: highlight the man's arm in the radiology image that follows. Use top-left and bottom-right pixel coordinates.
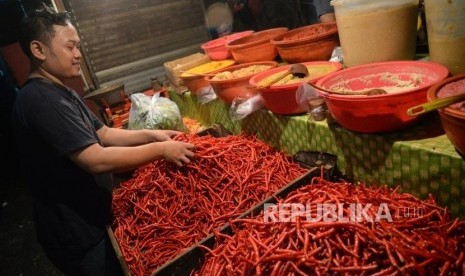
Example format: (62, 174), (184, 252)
(314, 0), (336, 23)
(96, 125), (182, 146)
(68, 140), (195, 174)
(319, 12), (336, 23)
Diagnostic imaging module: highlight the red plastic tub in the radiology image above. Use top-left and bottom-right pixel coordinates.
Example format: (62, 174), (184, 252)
(227, 28), (288, 63)
(271, 22), (339, 63)
(249, 61), (343, 114)
(316, 61), (449, 133)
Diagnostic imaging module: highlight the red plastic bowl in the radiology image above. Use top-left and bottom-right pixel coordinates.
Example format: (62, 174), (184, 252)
(271, 22), (339, 63)
(201, 37), (228, 60)
(225, 30), (255, 43)
(180, 60), (235, 95)
(249, 61), (343, 114)
(201, 31), (254, 61)
(227, 27), (288, 63)
(205, 61), (278, 104)
(427, 74), (465, 156)
(316, 61), (449, 133)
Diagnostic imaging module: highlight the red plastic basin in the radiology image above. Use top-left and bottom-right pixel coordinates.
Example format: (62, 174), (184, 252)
(249, 61), (343, 114)
(316, 61), (449, 133)
(227, 28), (288, 63)
(271, 22), (339, 63)
(205, 61), (278, 104)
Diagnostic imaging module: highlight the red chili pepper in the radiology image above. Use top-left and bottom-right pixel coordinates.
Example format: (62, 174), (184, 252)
(195, 173), (465, 275)
(111, 133), (307, 275)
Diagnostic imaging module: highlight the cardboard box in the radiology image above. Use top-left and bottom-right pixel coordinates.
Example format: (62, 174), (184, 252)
(164, 53), (210, 87)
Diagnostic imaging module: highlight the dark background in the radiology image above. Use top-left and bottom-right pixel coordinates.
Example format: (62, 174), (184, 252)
(0, 0), (64, 275)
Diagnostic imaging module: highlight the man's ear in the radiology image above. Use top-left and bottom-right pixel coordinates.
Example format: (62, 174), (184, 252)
(30, 41), (46, 61)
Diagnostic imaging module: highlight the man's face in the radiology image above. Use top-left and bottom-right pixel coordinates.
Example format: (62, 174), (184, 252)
(41, 23), (82, 79)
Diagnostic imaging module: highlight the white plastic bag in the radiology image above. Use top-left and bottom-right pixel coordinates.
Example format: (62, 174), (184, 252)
(295, 83), (328, 121)
(128, 93), (183, 130)
(229, 95), (264, 121)
(295, 82), (319, 111)
(195, 85), (217, 104)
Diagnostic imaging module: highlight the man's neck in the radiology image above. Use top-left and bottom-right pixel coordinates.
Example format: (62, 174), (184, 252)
(29, 68), (65, 86)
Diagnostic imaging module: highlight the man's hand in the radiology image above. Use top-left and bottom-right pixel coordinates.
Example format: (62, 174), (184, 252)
(149, 129), (183, 142)
(161, 141), (195, 167)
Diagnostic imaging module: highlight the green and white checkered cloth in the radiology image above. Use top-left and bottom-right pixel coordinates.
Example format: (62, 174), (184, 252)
(170, 91), (465, 218)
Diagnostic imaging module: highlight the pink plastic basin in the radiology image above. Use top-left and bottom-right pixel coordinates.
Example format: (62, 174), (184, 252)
(201, 31), (254, 61)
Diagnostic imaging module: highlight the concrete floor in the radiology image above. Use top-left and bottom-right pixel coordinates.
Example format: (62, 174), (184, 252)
(0, 176), (63, 276)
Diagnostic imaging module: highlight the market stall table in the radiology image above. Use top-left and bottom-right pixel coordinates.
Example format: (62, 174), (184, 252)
(169, 90), (465, 218)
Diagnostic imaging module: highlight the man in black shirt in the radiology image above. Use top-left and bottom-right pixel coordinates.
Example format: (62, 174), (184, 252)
(11, 4), (195, 275)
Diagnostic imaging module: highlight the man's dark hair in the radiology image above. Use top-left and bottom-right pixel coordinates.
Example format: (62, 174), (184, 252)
(19, 3), (71, 59)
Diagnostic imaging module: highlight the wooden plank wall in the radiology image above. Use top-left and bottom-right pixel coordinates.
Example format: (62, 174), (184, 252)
(62, 0), (210, 93)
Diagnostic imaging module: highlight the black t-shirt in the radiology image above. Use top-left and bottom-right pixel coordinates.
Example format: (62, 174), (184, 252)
(11, 78), (113, 251)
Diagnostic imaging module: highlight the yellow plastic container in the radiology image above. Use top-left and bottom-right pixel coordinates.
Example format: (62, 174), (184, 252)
(425, 0), (465, 75)
(331, 0), (419, 68)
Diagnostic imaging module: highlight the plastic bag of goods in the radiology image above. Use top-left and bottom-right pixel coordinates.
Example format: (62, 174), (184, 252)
(128, 93), (183, 130)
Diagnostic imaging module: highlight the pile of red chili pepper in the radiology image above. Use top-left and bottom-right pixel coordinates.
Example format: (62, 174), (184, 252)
(195, 174), (465, 275)
(111, 133), (307, 275)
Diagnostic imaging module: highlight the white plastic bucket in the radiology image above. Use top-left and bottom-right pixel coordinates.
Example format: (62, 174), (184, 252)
(425, 0), (465, 75)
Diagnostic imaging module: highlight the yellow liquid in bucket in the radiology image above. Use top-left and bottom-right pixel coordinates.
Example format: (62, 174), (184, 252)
(334, 2), (418, 68)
